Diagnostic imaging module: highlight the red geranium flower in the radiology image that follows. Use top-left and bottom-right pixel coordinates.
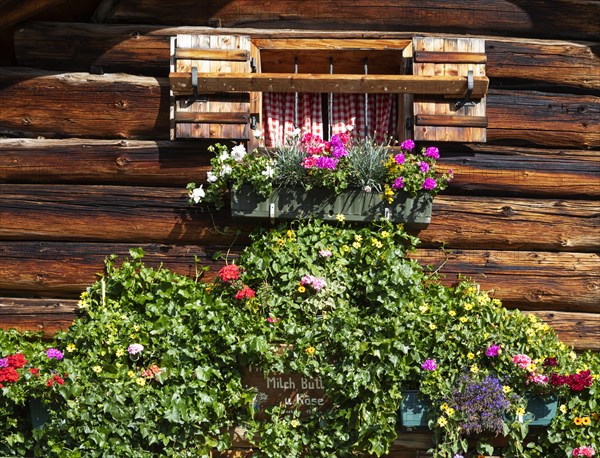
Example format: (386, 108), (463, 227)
(235, 285), (255, 300)
(0, 367), (20, 383)
(7, 353), (27, 368)
(30, 367), (40, 376)
(218, 264), (241, 283)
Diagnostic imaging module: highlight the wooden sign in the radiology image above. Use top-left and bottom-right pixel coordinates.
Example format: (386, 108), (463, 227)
(241, 365), (328, 418)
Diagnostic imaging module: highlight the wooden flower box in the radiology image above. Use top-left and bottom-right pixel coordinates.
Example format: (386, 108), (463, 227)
(230, 184), (432, 228)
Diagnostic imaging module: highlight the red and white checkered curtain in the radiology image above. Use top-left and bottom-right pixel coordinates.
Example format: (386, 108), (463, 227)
(263, 93), (324, 147)
(330, 94), (397, 142)
(263, 92), (395, 146)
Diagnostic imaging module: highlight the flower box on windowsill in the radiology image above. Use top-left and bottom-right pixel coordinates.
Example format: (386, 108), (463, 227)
(400, 391), (558, 429)
(230, 184), (433, 229)
(400, 390), (430, 428)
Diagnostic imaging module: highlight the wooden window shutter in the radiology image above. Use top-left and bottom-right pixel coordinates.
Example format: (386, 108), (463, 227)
(411, 37), (487, 142)
(170, 34), (260, 141)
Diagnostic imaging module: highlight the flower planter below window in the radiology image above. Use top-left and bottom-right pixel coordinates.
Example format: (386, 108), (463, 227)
(399, 390), (430, 428)
(231, 185), (432, 228)
(29, 398), (49, 429)
(523, 395), (558, 426)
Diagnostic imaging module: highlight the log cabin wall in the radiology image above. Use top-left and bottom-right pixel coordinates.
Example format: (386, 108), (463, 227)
(0, 2), (599, 353)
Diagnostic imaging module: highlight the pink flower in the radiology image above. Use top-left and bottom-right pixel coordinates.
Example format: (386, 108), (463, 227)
(512, 353), (532, 369)
(394, 153), (405, 165)
(392, 177), (404, 189)
(302, 155), (318, 169)
(300, 275), (326, 291)
(400, 139), (415, 151)
(319, 249), (332, 258)
(528, 373), (549, 385)
(421, 359), (437, 371)
(424, 146), (440, 160)
(485, 344), (501, 357)
(266, 317), (280, 324)
(573, 446), (595, 457)
(419, 161), (430, 173)
(422, 177), (437, 190)
(46, 348), (64, 360)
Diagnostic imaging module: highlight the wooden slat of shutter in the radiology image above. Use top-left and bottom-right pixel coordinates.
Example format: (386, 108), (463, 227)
(412, 37), (487, 143)
(170, 34), (251, 141)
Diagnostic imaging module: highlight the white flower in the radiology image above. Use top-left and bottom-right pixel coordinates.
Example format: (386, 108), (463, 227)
(261, 164), (274, 178)
(363, 185), (372, 193)
(206, 171), (218, 183)
(252, 129), (264, 139)
(346, 119), (356, 131)
(219, 150), (229, 161)
(220, 164), (233, 176)
(190, 186), (205, 203)
(292, 128), (301, 136)
(231, 144), (247, 162)
(127, 343), (144, 355)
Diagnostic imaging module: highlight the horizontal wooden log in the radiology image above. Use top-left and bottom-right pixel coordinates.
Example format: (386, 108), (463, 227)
(170, 72), (490, 97)
(413, 51), (487, 64)
(415, 115), (488, 128)
(0, 240), (598, 309)
(1, 140), (599, 198)
(1, 296), (597, 350)
(13, 23), (600, 90)
(174, 112), (250, 124)
(0, 184), (598, 251)
(1, 68), (598, 147)
(96, 0), (600, 41)
(174, 48), (250, 61)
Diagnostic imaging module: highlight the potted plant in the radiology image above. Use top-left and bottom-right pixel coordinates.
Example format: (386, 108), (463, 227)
(186, 130), (452, 227)
(0, 330), (69, 456)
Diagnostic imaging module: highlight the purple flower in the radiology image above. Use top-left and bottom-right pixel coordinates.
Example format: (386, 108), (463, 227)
(46, 348), (64, 360)
(422, 177), (437, 191)
(128, 343), (144, 355)
(0, 357), (8, 368)
(392, 177), (404, 189)
(543, 357), (558, 367)
(485, 344), (501, 357)
(394, 153), (405, 165)
(316, 156), (338, 170)
(453, 455), (465, 458)
(400, 139), (415, 151)
(419, 161), (430, 173)
(425, 147), (440, 160)
(421, 359), (437, 371)
(331, 145), (348, 158)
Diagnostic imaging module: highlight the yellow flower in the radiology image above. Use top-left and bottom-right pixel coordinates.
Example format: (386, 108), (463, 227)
(135, 377), (146, 386)
(335, 214), (345, 222)
(290, 419), (300, 428)
(492, 299), (502, 307)
(92, 366), (102, 374)
(516, 407), (526, 415)
(574, 417), (583, 425)
(305, 346), (316, 357)
(341, 245), (350, 253)
(448, 310), (457, 317)
(467, 352), (475, 360)
(133, 324), (141, 332)
(419, 305), (429, 314)
(354, 235), (363, 242)
(463, 303), (474, 311)
(286, 230), (294, 238)
(526, 363), (537, 373)
(116, 348), (125, 357)
(352, 241), (362, 249)
(66, 343), (76, 352)
(445, 407), (455, 417)
(470, 364), (479, 374)
(429, 323), (437, 330)
(459, 317), (468, 323)
(581, 416), (591, 426)
(370, 238), (383, 248)
(559, 404), (567, 414)
(437, 416), (448, 427)
(503, 385), (512, 394)
(298, 285), (306, 293)
(440, 402), (449, 412)
(569, 351), (578, 361)
(380, 231), (390, 238)
(129, 333), (136, 340)
(128, 370), (135, 378)
(277, 238), (285, 246)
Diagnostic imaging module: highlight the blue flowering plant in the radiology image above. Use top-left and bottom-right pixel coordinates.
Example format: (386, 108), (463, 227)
(187, 129), (453, 209)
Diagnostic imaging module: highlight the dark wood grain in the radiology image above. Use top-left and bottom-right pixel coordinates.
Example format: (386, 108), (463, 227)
(1, 68), (598, 147)
(95, 0), (600, 41)
(13, 22), (600, 90)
